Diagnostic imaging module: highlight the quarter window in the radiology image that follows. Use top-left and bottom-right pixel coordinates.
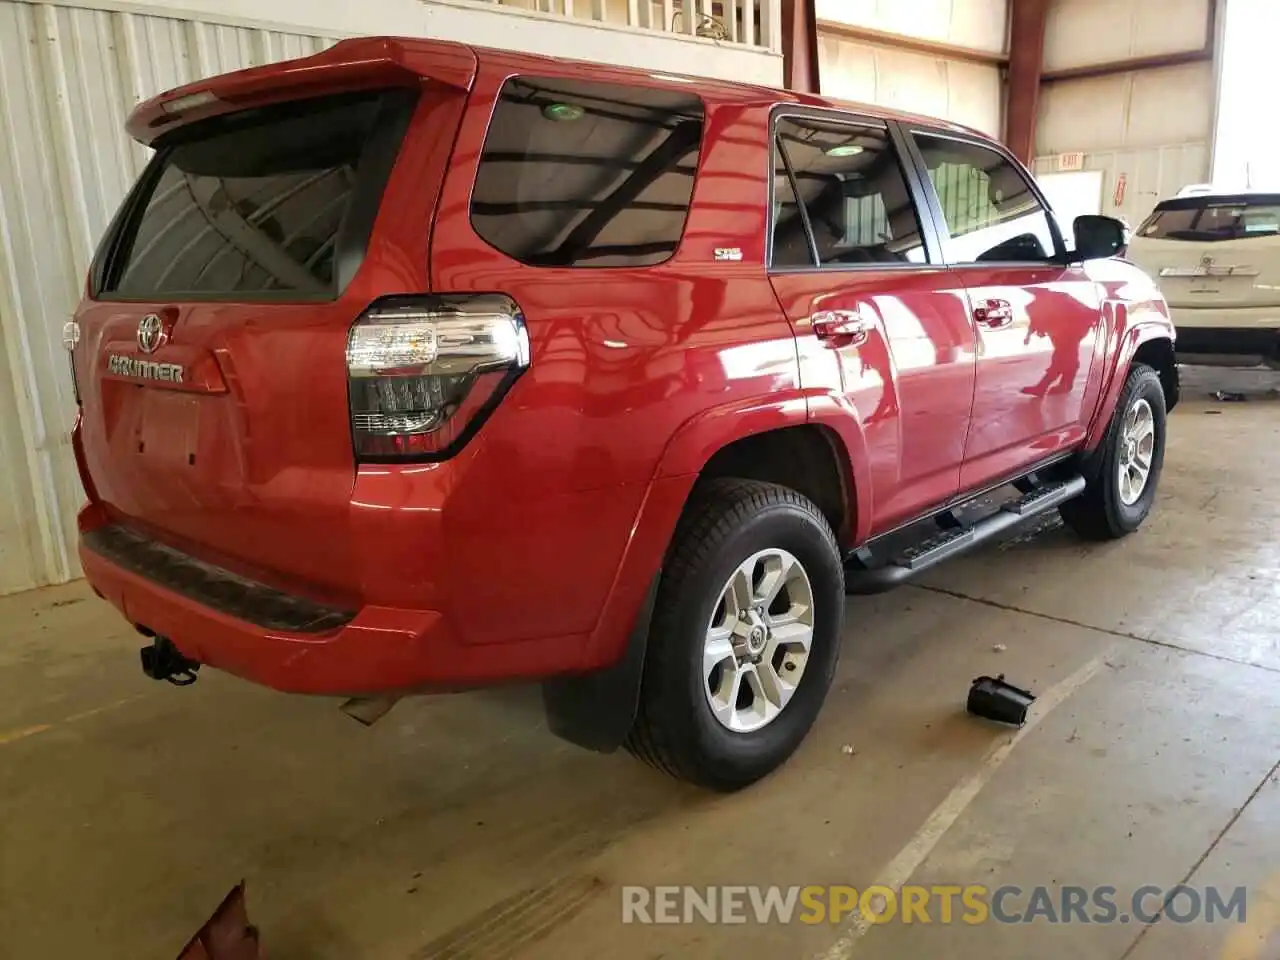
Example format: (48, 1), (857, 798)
(913, 134), (1059, 264)
(771, 118), (927, 269)
(471, 77), (704, 268)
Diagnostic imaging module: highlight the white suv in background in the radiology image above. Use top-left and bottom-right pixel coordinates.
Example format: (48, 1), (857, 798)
(1128, 191), (1280, 365)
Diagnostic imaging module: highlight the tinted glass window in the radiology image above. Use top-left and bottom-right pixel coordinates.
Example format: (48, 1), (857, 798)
(471, 78), (703, 268)
(772, 119), (926, 268)
(914, 134), (1058, 264)
(1138, 197), (1280, 241)
(771, 138), (811, 267)
(108, 91), (412, 299)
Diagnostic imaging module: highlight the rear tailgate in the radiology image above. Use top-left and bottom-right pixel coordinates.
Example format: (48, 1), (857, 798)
(1130, 194), (1280, 310)
(75, 46), (472, 599)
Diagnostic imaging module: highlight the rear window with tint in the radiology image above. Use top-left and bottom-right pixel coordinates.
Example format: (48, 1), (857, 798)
(1138, 196), (1280, 242)
(471, 77), (704, 267)
(102, 89), (416, 299)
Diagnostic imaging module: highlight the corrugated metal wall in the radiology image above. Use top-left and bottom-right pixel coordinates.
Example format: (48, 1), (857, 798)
(0, 0), (332, 595)
(816, 0), (1007, 52)
(1043, 0), (1208, 69)
(816, 0), (1007, 135)
(1033, 143), (1210, 229)
(1034, 0), (1217, 225)
(818, 35), (1002, 135)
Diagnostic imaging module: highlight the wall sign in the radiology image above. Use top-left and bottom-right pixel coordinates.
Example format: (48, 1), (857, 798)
(1056, 152), (1086, 172)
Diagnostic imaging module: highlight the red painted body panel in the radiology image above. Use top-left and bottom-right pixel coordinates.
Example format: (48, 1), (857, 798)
(70, 37), (1174, 697)
(770, 267), (977, 535)
(76, 83), (466, 604)
(953, 264), (1102, 490)
(1078, 258), (1176, 450)
(424, 63), (798, 650)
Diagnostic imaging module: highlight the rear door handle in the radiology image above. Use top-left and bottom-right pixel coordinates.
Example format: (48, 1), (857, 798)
(811, 309), (871, 346)
(973, 299), (1014, 330)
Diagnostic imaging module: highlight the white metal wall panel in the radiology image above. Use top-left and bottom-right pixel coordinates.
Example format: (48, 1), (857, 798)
(1036, 62), (1215, 155)
(1035, 0), (1216, 229)
(816, 0), (1008, 54)
(0, 2), (332, 595)
(29, 0), (784, 77)
(1044, 0), (1209, 72)
(820, 34), (1002, 135)
(1033, 143), (1209, 228)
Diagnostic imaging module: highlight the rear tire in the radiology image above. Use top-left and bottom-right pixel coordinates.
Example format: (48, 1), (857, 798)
(624, 479), (844, 791)
(1060, 363), (1167, 540)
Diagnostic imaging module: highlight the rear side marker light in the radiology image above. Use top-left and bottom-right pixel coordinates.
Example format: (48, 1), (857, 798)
(346, 294), (530, 461)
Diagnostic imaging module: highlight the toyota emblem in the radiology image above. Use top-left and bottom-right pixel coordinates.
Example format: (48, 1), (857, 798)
(136, 314), (165, 354)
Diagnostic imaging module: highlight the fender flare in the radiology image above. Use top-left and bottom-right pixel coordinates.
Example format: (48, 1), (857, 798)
(653, 388), (872, 539)
(1084, 318), (1175, 454)
(653, 391), (811, 478)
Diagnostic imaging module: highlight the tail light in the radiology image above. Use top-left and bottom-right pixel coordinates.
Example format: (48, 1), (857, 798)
(346, 294), (530, 461)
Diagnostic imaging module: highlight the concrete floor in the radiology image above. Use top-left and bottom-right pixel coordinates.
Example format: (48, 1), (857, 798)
(3, 367), (1280, 959)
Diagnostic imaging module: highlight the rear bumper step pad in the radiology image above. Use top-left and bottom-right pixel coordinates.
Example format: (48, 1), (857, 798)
(83, 525), (353, 633)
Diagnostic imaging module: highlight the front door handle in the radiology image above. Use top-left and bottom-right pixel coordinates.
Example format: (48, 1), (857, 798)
(811, 309), (871, 346)
(973, 299), (1014, 330)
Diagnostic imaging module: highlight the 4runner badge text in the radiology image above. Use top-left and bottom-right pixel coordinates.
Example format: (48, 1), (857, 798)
(107, 354), (185, 384)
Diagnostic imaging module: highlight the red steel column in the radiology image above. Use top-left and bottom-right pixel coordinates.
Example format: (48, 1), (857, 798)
(782, 0), (821, 93)
(1005, 0), (1050, 164)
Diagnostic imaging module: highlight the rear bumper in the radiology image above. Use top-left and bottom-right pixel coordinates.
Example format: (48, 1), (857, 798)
(79, 531), (588, 696)
(1170, 306), (1280, 357)
(1173, 325), (1280, 359)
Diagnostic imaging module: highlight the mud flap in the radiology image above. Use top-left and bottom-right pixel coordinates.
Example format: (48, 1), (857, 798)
(540, 575), (658, 753)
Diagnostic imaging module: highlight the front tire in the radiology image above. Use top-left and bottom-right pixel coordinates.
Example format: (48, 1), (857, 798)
(1060, 363), (1167, 540)
(624, 479), (844, 791)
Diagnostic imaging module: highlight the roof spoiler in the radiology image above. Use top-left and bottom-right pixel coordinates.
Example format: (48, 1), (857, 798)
(126, 36), (477, 146)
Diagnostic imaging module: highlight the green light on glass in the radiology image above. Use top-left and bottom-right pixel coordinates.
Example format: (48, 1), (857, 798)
(543, 102), (585, 122)
(825, 144), (865, 158)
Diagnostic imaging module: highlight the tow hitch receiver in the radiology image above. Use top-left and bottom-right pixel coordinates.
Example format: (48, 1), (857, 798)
(139, 634), (201, 686)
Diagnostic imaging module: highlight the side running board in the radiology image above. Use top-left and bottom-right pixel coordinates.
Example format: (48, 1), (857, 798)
(844, 475), (1086, 595)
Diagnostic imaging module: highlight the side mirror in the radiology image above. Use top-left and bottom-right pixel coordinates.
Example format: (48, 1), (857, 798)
(1073, 215), (1129, 260)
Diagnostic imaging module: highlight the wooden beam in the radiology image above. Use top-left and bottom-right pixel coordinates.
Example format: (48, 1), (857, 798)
(817, 19), (1008, 68)
(1005, 0), (1050, 165)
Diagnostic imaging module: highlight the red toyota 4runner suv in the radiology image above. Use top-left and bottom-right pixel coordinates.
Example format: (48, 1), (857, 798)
(68, 37), (1177, 790)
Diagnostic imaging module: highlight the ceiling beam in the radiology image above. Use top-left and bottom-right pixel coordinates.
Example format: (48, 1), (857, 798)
(1041, 49), (1210, 84)
(816, 19), (1008, 68)
(1041, 0), (1218, 84)
(1004, 0), (1050, 165)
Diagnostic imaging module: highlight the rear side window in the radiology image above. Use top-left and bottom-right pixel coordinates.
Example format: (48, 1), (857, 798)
(101, 89), (417, 300)
(471, 77), (704, 267)
(771, 117), (927, 268)
(1138, 197), (1280, 241)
